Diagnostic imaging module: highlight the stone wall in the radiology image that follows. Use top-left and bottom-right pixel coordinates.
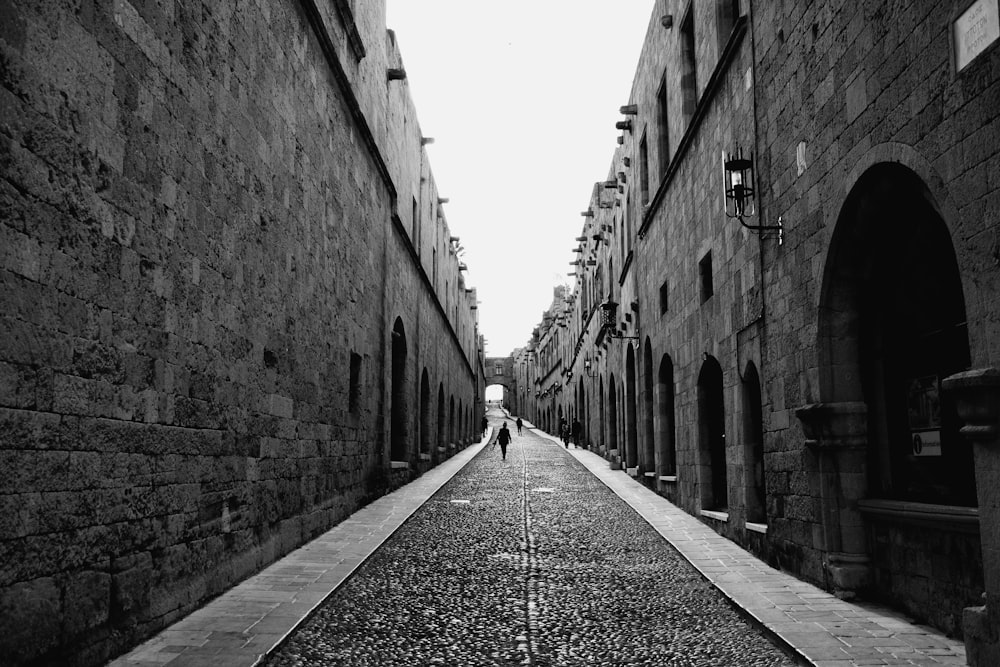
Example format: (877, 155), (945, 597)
(515, 0), (999, 641)
(0, 0), (480, 664)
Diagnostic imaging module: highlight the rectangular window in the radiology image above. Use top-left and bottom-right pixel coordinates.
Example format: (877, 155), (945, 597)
(411, 196), (420, 249)
(495, 364), (504, 376)
(639, 134), (650, 206)
(681, 6), (698, 122)
(700, 252), (714, 303)
(660, 280), (669, 315)
(349, 352), (362, 414)
(657, 77), (670, 177)
(717, 0), (741, 52)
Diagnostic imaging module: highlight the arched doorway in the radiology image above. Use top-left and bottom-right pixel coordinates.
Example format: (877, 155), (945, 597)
(599, 375), (606, 453)
(642, 338), (655, 475)
(815, 162), (977, 631)
(698, 355), (727, 510)
(390, 318), (408, 462)
(437, 384), (445, 451)
(420, 370), (431, 456)
(657, 355), (677, 477)
(608, 373), (619, 457)
(742, 362), (766, 523)
(625, 345), (639, 470)
(449, 395), (455, 445)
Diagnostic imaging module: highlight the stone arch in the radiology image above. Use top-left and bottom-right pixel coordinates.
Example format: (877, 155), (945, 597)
(420, 369), (431, 456)
(657, 354), (677, 477)
(817, 162), (973, 505)
(625, 344), (639, 470)
(698, 355), (727, 510)
(449, 395), (455, 445)
(437, 383), (445, 451)
(390, 318), (408, 462)
(642, 337), (655, 475)
(742, 361), (766, 523)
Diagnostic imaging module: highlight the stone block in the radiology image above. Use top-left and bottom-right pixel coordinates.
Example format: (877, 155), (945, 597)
(0, 576), (61, 664)
(62, 569), (111, 638)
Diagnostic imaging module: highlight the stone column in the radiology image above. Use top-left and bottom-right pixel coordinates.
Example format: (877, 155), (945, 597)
(942, 368), (1000, 667)
(795, 401), (871, 598)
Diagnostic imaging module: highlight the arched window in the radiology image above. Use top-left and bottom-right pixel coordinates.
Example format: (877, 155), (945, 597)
(742, 362), (766, 523)
(390, 318), (408, 462)
(642, 338), (655, 476)
(625, 344), (639, 470)
(657, 355), (677, 477)
(437, 384), (445, 450)
(820, 163), (973, 505)
(420, 369), (431, 455)
(698, 355), (727, 510)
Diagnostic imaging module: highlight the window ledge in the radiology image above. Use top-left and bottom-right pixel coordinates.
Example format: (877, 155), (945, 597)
(659, 475), (678, 482)
(390, 460), (409, 470)
(700, 509), (729, 522)
(419, 453), (432, 461)
(644, 472), (658, 478)
(746, 521), (768, 534)
(858, 498), (979, 533)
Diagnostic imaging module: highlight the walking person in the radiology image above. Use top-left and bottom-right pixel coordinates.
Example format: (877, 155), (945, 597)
(515, 417), (523, 436)
(560, 418), (569, 447)
(481, 416), (488, 438)
(572, 418), (582, 449)
(496, 422), (512, 461)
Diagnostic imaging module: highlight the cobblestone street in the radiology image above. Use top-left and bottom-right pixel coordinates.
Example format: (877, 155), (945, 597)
(266, 409), (795, 666)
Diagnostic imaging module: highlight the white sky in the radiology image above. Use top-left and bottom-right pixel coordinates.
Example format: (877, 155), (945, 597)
(386, 1), (656, 358)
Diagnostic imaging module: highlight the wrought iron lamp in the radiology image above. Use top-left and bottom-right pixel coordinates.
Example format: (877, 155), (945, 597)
(583, 354), (598, 377)
(723, 146), (783, 243)
(600, 300), (638, 341)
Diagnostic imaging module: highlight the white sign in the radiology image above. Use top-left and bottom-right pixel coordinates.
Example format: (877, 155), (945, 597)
(955, 0), (1000, 71)
(912, 429), (942, 457)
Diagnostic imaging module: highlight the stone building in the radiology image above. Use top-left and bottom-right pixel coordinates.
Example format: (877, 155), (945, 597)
(0, 0), (483, 664)
(513, 1), (1000, 662)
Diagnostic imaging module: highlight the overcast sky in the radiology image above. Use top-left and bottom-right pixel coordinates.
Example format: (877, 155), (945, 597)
(386, 1), (656, 359)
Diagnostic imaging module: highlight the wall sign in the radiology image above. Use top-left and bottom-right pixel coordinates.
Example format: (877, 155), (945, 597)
(908, 375), (943, 457)
(955, 0), (1000, 71)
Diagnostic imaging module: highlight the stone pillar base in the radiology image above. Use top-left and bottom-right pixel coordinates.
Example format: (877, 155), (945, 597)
(826, 552), (871, 600)
(964, 604), (1000, 667)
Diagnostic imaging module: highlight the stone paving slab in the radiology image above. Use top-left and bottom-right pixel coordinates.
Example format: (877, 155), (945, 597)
(528, 426), (969, 667)
(107, 432), (492, 667)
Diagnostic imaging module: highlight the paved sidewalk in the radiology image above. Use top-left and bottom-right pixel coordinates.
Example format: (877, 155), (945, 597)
(528, 423), (968, 667)
(109, 414), (969, 667)
(108, 432), (492, 667)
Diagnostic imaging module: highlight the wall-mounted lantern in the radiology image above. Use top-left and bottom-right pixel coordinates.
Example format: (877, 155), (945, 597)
(723, 146), (783, 243)
(599, 300), (639, 341)
(584, 354), (598, 377)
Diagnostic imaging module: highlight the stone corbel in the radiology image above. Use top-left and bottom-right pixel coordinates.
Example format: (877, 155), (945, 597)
(796, 401), (868, 450)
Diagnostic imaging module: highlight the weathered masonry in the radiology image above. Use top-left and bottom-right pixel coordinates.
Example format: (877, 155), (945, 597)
(513, 1), (1000, 664)
(0, 1), (484, 664)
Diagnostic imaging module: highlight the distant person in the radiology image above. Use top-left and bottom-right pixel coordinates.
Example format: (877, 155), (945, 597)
(560, 418), (569, 447)
(496, 422), (512, 461)
(481, 416), (488, 438)
(572, 419), (582, 449)
(516, 417), (523, 436)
